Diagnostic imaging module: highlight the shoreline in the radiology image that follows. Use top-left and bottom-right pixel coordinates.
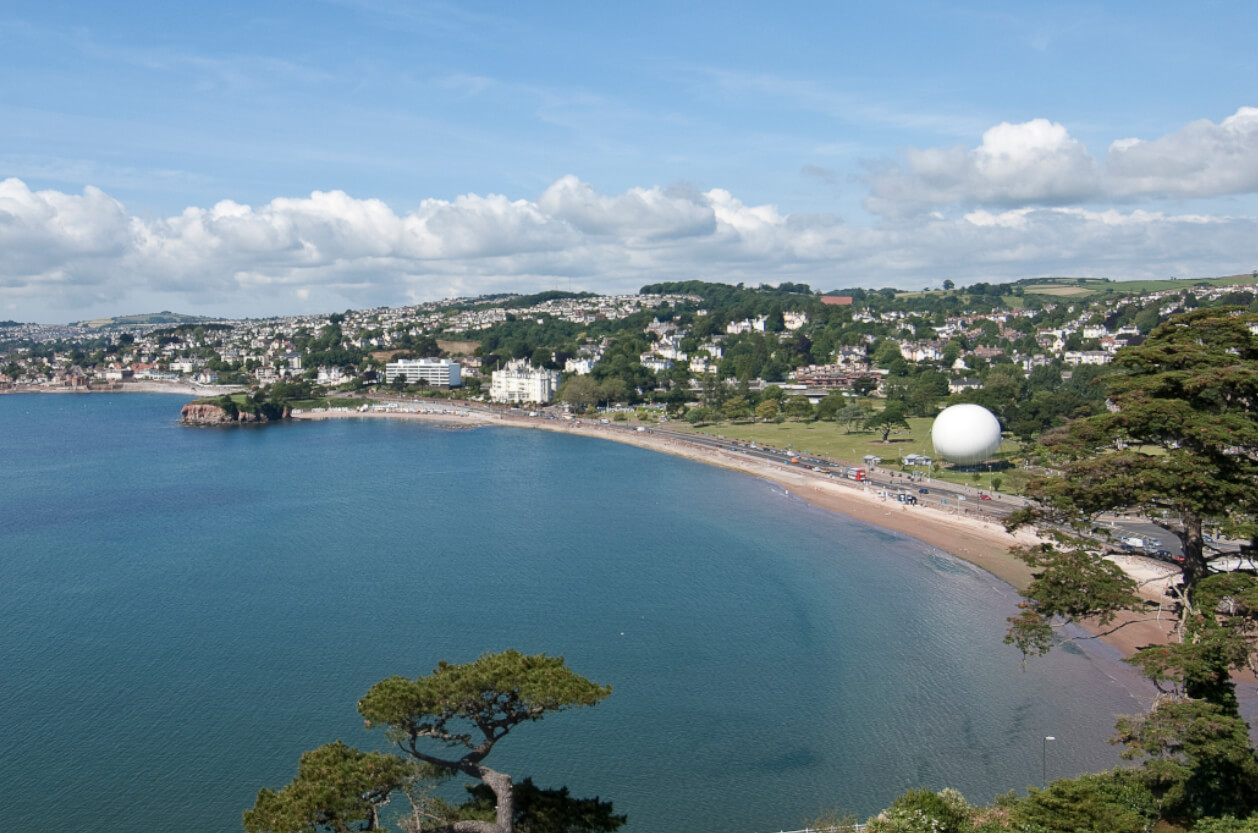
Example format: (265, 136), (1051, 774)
(292, 406), (1187, 659)
(1, 381), (235, 396)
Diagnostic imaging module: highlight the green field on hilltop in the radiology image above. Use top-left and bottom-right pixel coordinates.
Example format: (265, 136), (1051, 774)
(892, 274), (1256, 302)
(1020, 274), (1256, 298)
(666, 417), (1028, 491)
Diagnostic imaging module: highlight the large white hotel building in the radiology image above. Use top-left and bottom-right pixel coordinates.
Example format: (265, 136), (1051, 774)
(489, 359), (561, 404)
(384, 358), (463, 388)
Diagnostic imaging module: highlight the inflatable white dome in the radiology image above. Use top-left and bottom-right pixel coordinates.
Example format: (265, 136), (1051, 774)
(931, 404), (1003, 465)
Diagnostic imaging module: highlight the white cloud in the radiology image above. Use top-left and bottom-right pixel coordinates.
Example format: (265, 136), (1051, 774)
(1106, 107), (1258, 198)
(537, 175), (715, 240)
(866, 107), (1258, 216)
(866, 119), (1099, 216)
(1, 175), (1255, 322)
(0, 178), (134, 306)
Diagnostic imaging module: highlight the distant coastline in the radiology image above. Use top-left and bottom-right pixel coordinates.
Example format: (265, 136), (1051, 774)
(0, 381), (235, 397)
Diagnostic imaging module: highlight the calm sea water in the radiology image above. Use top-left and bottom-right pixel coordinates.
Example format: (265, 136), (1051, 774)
(0, 395), (1151, 832)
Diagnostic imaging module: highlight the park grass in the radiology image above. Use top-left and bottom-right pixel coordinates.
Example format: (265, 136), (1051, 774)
(668, 416), (1029, 492)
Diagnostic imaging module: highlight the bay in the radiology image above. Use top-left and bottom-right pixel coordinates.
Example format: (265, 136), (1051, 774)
(0, 394), (1150, 832)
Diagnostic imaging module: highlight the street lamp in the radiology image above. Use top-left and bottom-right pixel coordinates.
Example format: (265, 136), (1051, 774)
(1042, 736), (1056, 786)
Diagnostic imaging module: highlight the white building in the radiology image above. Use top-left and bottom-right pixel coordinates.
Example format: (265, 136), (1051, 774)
(385, 358), (462, 387)
(489, 359), (561, 404)
(565, 357), (596, 375)
(317, 366), (355, 386)
(640, 355), (674, 373)
(1063, 350), (1113, 367)
(726, 316), (767, 335)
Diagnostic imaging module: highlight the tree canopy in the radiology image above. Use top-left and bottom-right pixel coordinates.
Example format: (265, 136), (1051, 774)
(864, 401), (910, 442)
(247, 651), (613, 833)
(1005, 308), (1258, 826)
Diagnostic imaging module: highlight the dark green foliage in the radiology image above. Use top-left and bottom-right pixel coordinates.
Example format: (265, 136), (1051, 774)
(243, 742), (415, 833)
(1114, 698), (1258, 822)
(250, 652), (612, 833)
(1125, 572), (1258, 711)
(1002, 308), (1258, 826)
(1009, 308), (1258, 652)
(1004, 540), (1142, 658)
(358, 651), (610, 755)
(461, 779), (626, 833)
(852, 375), (879, 396)
(1194, 817), (1258, 833)
(1009, 770), (1158, 833)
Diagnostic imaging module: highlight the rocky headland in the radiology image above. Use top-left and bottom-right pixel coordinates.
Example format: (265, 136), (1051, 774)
(180, 401), (289, 425)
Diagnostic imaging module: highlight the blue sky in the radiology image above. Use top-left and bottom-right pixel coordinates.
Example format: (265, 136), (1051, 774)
(2, 1), (1257, 322)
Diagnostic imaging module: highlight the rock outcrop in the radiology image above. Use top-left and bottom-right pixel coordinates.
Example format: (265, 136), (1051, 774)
(180, 402), (286, 425)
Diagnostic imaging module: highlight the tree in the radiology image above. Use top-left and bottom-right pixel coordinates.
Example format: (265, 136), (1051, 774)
(1009, 308), (1258, 613)
(1009, 771), (1158, 833)
(722, 395), (751, 421)
(783, 396), (815, 421)
(851, 375), (879, 397)
(834, 403), (872, 433)
(249, 651), (612, 833)
(1113, 697), (1258, 820)
(942, 279), (955, 291)
(1004, 309), (1258, 822)
(684, 406), (714, 425)
(558, 376), (599, 411)
(245, 742), (416, 833)
(814, 392), (843, 421)
(755, 399), (779, 421)
(864, 401), (910, 442)
(597, 378), (630, 407)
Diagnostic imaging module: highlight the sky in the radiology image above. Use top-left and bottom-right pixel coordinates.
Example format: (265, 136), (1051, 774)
(2, 1), (1257, 323)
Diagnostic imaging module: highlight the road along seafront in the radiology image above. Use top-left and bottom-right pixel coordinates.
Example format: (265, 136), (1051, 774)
(292, 402), (1187, 661)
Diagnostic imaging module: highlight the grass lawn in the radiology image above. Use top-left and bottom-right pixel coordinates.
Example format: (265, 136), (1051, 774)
(667, 416), (1031, 492)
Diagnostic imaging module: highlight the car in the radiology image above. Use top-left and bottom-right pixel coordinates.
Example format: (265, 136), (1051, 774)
(979, 493), (992, 500)
(918, 488), (929, 494)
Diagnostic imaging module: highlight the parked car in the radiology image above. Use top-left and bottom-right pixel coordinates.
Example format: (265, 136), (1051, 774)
(979, 493), (992, 500)
(918, 488), (929, 494)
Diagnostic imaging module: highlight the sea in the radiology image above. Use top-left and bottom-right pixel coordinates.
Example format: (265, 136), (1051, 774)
(0, 394), (1153, 833)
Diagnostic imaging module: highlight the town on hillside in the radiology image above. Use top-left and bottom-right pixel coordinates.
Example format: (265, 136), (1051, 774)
(3, 277), (1257, 447)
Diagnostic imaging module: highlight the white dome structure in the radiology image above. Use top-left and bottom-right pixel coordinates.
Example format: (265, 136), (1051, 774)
(931, 404), (1003, 465)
